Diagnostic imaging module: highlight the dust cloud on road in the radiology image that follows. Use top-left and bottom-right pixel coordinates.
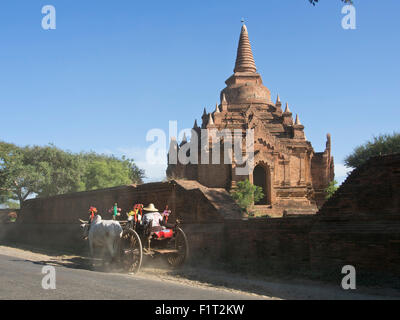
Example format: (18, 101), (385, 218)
(0, 245), (398, 300)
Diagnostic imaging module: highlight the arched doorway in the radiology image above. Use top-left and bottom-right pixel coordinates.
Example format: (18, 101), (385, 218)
(253, 164), (270, 205)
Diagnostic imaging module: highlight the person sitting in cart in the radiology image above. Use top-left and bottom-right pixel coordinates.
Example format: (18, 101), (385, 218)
(142, 203), (163, 232)
(142, 203), (174, 239)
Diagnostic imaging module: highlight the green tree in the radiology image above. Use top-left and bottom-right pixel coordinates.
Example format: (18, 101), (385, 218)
(79, 153), (144, 191)
(0, 142), (43, 204)
(3, 200), (20, 209)
(344, 133), (400, 169)
(0, 142), (145, 206)
(128, 158), (145, 184)
(25, 144), (85, 197)
(325, 180), (338, 199)
(231, 179), (264, 214)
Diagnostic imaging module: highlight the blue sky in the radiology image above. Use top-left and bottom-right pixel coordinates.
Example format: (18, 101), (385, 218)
(0, 0), (399, 183)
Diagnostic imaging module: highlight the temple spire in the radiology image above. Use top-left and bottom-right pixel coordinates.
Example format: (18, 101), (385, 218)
(284, 102), (291, 113)
(234, 24), (257, 73)
(215, 102), (220, 113)
(168, 137), (178, 152)
(208, 113), (214, 126)
(276, 94), (282, 109)
(222, 93), (227, 104)
(295, 114), (301, 125)
(180, 132), (188, 146)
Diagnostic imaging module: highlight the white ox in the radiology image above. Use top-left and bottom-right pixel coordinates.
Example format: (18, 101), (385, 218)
(80, 215), (123, 265)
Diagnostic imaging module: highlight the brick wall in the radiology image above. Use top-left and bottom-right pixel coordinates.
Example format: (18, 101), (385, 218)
(309, 214), (400, 284)
(222, 217), (314, 275)
(1, 155), (399, 285)
(309, 154), (400, 284)
(18, 180), (241, 224)
(317, 154), (400, 216)
(1, 180), (240, 262)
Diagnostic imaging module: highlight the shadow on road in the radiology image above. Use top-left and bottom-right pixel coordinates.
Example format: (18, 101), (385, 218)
(3, 242), (400, 300)
(10, 256), (92, 270)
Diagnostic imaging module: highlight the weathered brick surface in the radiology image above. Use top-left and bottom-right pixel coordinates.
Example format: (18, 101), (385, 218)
(317, 154), (400, 216)
(222, 217), (314, 275)
(0, 223), (87, 253)
(18, 180), (242, 224)
(167, 25), (334, 217)
(1, 155), (399, 284)
(309, 154), (400, 282)
(310, 215), (400, 282)
(1, 180), (239, 261)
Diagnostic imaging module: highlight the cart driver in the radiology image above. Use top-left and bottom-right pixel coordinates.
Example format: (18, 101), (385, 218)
(142, 203), (163, 232)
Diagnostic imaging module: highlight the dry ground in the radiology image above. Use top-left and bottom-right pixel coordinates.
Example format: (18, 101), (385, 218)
(0, 244), (399, 300)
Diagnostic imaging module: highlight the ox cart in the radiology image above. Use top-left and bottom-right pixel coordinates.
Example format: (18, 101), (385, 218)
(119, 216), (189, 274)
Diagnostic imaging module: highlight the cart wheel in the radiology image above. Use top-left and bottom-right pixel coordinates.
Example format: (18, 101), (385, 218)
(120, 228), (143, 273)
(167, 227), (189, 268)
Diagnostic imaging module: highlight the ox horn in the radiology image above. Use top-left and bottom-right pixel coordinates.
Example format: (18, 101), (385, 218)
(79, 219), (88, 224)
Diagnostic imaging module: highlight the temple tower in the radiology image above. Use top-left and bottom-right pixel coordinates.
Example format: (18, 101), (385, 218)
(167, 24), (334, 216)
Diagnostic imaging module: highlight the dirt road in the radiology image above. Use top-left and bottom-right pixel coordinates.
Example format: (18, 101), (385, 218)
(0, 245), (398, 300)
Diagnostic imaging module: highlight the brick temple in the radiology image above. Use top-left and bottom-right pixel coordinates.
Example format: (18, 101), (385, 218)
(167, 24), (334, 216)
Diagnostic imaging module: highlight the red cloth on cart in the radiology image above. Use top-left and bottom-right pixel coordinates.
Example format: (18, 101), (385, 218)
(154, 229), (173, 239)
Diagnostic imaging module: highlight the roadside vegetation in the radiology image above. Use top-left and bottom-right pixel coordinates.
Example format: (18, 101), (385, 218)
(0, 141), (144, 207)
(325, 180), (338, 200)
(326, 132), (400, 200)
(230, 179), (264, 216)
(344, 132), (400, 169)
